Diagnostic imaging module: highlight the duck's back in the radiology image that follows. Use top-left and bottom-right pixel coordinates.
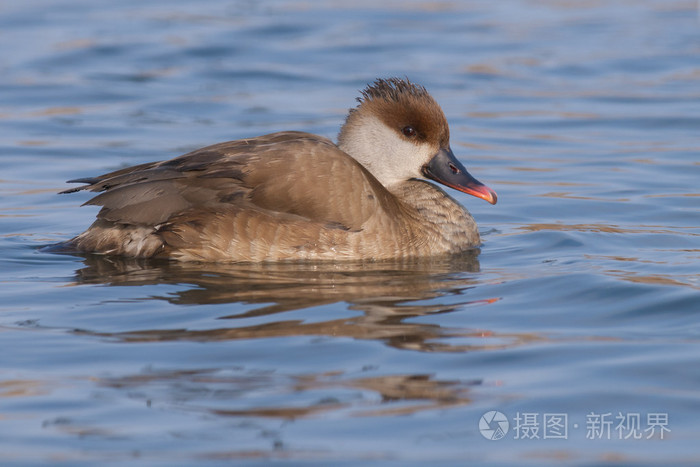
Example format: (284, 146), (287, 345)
(63, 131), (414, 262)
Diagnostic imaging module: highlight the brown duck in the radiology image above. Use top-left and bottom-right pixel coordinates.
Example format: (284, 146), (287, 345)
(62, 78), (497, 262)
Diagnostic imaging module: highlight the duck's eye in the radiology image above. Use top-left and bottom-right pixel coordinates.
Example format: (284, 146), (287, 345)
(402, 126), (417, 138)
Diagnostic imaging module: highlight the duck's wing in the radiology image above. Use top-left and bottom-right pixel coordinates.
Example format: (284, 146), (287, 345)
(63, 131), (395, 231)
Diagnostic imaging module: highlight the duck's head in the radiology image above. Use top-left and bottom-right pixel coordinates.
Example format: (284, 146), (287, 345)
(338, 78), (497, 205)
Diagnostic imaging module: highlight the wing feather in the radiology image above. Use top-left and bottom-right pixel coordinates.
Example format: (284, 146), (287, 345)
(63, 131), (397, 233)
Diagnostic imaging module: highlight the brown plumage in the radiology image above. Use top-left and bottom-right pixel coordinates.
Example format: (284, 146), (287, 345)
(61, 78), (497, 262)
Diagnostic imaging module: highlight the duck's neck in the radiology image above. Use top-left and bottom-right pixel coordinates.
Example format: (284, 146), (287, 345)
(389, 180), (481, 250)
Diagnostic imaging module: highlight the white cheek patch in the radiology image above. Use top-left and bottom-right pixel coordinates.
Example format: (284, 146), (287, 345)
(342, 116), (435, 188)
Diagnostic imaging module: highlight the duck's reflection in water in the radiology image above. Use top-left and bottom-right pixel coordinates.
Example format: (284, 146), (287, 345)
(69, 251), (540, 419)
(72, 250), (483, 308)
(70, 250), (540, 353)
(96, 367), (480, 419)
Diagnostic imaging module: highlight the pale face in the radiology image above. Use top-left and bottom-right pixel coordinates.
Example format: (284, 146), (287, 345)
(338, 114), (440, 189)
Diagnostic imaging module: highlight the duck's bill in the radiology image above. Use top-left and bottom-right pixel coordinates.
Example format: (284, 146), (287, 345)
(422, 148), (498, 205)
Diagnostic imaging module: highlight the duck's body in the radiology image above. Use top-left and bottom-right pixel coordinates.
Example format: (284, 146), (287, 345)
(62, 78), (496, 262)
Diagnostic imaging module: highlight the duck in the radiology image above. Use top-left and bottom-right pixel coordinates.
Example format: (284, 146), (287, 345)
(61, 78), (497, 262)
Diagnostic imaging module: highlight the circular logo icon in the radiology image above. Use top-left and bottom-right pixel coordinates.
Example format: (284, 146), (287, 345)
(479, 411), (509, 440)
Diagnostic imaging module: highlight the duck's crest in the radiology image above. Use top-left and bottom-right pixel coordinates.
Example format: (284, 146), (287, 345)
(358, 77), (429, 104)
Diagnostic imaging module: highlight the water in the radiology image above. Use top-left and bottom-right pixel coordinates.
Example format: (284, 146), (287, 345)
(1, 0), (698, 464)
